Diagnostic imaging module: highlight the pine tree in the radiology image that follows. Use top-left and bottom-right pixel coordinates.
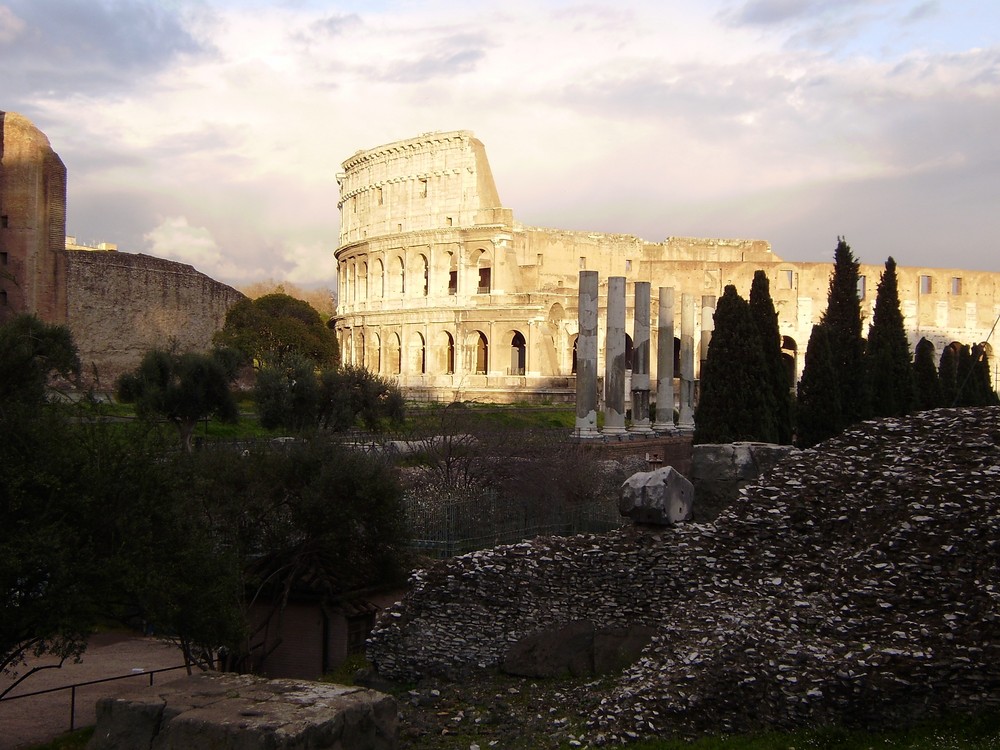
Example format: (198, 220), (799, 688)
(865, 257), (913, 418)
(956, 344), (975, 406)
(694, 285), (777, 444)
(819, 237), (867, 426)
(939, 343), (959, 407)
(749, 270), (793, 444)
(971, 343), (1000, 406)
(796, 324), (842, 448)
(912, 337), (942, 410)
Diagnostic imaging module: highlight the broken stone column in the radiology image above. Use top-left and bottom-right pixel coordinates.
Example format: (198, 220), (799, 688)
(619, 466), (694, 525)
(678, 293), (696, 432)
(574, 270), (600, 438)
(603, 276), (627, 436)
(699, 295), (716, 392)
(629, 281), (653, 435)
(653, 286), (676, 433)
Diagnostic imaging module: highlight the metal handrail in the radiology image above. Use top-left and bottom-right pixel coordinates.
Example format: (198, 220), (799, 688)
(1, 663), (190, 731)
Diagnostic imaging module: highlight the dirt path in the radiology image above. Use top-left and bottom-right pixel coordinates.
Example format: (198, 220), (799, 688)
(0, 632), (187, 749)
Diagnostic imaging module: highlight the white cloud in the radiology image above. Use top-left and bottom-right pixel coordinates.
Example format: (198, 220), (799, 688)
(5, 0), (999, 280)
(0, 6), (26, 43)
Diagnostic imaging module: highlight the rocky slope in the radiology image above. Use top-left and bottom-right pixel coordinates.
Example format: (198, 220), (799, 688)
(370, 408), (1000, 743)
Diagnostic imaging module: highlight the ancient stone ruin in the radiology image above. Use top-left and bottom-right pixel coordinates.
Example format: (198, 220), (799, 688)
(368, 407), (1000, 743)
(619, 465), (693, 525)
(87, 673), (397, 750)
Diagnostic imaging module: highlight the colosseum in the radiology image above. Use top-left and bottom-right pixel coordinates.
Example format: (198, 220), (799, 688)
(333, 130), (1000, 405)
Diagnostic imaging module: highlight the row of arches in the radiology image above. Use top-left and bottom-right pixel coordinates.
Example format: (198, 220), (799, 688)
(339, 323), (801, 384)
(340, 247), (494, 305)
(342, 328), (527, 377)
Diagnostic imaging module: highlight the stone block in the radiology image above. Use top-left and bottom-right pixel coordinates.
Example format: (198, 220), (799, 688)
(618, 466), (693, 525)
(87, 672), (398, 750)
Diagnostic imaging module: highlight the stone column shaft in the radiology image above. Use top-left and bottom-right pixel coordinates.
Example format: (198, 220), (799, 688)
(603, 276), (627, 435)
(629, 281), (653, 434)
(653, 287), (677, 433)
(678, 293), (696, 432)
(573, 270), (600, 437)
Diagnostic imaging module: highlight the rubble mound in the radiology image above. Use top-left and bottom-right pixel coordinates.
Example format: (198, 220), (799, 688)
(370, 408), (1000, 742)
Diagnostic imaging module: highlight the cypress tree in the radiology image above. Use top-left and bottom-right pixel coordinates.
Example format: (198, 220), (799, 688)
(797, 324), (842, 448)
(912, 337), (942, 410)
(971, 343), (1000, 406)
(694, 285), (777, 444)
(939, 343), (959, 407)
(819, 237), (868, 426)
(749, 270), (793, 444)
(865, 257), (913, 418)
(956, 344), (975, 406)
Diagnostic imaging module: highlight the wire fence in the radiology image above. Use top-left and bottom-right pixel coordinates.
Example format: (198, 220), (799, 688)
(403, 489), (625, 558)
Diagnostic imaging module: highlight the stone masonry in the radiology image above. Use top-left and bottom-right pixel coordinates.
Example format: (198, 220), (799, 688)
(368, 407), (1000, 742)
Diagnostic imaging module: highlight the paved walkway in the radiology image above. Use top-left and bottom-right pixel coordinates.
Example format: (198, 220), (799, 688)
(0, 632), (187, 749)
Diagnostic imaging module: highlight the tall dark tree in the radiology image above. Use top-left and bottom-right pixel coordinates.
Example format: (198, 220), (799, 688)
(939, 343), (959, 407)
(819, 238), (867, 426)
(971, 343), (1000, 406)
(749, 270), (793, 444)
(865, 257), (913, 418)
(796, 324), (842, 448)
(912, 337), (942, 410)
(694, 285), (777, 444)
(955, 344), (976, 406)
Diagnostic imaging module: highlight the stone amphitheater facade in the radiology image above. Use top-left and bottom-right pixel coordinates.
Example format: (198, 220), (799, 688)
(333, 130), (1000, 404)
(0, 111), (244, 384)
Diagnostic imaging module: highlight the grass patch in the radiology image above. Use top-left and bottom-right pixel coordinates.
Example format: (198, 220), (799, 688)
(628, 711), (1000, 749)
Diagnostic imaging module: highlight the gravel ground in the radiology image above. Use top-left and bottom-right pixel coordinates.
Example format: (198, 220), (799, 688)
(0, 632), (187, 750)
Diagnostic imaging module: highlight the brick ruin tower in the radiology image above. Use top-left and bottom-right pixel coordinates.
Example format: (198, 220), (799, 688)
(0, 111), (68, 325)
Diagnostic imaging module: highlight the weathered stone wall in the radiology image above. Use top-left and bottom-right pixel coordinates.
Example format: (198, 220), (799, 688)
(0, 111), (68, 325)
(369, 407), (1000, 741)
(66, 251), (244, 385)
(690, 442), (799, 521)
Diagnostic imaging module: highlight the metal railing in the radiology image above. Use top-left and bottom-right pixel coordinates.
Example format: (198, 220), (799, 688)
(0, 664), (190, 732)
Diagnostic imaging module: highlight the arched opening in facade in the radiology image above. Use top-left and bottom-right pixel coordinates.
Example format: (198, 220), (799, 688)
(418, 254), (429, 297)
(475, 249), (491, 294)
(468, 330), (489, 374)
(624, 333), (633, 371)
(350, 263), (358, 302)
(507, 330), (526, 375)
(441, 331), (455, 374)
(447, 252), (457, 295)
(408, 331), (426, 374)
(571, 335), (579, 375)
(388, 332), (401, 375)
(357, 332), (365, 368)
(394, 257), (405, 296)
(369, 331), (382, 374)
(781, 335), (798, 385)
(372, 259), (384, 299)
(358, 262), (368, 301)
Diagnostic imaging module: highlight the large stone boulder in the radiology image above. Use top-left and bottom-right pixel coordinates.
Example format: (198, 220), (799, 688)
(690, 441), (798, 520)
(619, 466), (693, 525)
(87, 672), (398, 750)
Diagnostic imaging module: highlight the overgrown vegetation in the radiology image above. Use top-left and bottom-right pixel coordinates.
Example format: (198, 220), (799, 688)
(1, 315), (409, 690)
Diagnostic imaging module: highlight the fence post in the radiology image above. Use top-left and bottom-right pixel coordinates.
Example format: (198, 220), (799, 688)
(70, 685), (76, 731)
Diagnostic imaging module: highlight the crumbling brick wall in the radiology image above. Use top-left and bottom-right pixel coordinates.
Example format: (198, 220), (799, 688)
(66, 251), (244, 385)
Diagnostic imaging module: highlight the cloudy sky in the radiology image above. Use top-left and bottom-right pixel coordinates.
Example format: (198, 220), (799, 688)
(3, 0), (999, 289)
